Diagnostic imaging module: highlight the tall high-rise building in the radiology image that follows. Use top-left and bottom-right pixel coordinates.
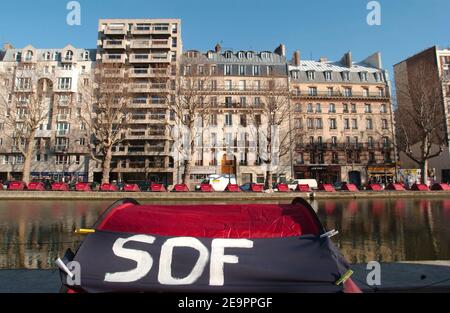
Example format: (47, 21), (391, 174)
(96, 19), (182, 184)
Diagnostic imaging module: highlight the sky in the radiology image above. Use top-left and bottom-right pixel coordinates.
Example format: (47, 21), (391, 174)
(0, 0), (449, 77)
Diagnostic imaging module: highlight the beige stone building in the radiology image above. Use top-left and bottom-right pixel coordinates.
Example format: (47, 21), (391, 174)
(289, 51), (397, 186)
(0, 44), (95, 182)
(96, 19), (182, 185)
(178, 45), (291, 185)
(394, 46), (450, 183)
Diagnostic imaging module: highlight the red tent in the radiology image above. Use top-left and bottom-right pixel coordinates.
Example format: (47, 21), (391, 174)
(52, 182), (69, 191)
(8, 181), (26, 191)
(318, 184), (336, 192)
(367, 184), (383, 191)
(75, 182), (92, 192)
(431, 183), (450, 191)
(276, 184), (290, 192)
(386, 183), (405, 191)
(251, 184), (264, 192)
(199, 184), (214, 192)
(100, 183), (118, 192)
(59, 198), (361, 294)
(27, 182), (46, 191)
(341, 183), (359, 192)
(123, 184), (141, 192)
(296, 184), (312, 192)
(225, 184), (241, 192)
(149, 184), (167, 192)
(172, 184), (189, 192)
(411, 183), (430, 191)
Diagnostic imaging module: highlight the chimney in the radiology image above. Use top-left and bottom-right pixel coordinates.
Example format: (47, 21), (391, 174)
(2, 43), (13, 51)
(293, 50), (301, 66)
(214, 43), (222, 53)
(340, 51), (353, 68)
(319, 56), (328, 63)
(274, 43), (286, 57)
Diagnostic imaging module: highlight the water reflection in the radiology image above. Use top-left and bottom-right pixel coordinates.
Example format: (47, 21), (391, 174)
(0, 198), (449, 269)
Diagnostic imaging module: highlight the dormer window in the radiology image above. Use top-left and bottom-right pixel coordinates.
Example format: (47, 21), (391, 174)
(307, 71), (315, 80)
(54, 52), (60, 61)
(324, 71), (332, 81)
(83, 51), (90, 61)
(360, 72), (368, 81)
(238, 52), (245, 59)
(261, 52), (271, 59)
(342, 71), (350, 81)
(14, 52), (22, 62)
(207, 51), (213, 59)
(25, 50), (33, 61)
(291, 70), (299, 79)
(224, 51), (232, 59)
(65, 50), (74, 61)
(247, 52), (253, 59)
(374, 72), (383, 82)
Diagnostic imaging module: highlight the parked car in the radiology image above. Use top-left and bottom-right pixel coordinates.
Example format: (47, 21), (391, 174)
(195, 174), (237, 192)
(287, 179), (318, 191)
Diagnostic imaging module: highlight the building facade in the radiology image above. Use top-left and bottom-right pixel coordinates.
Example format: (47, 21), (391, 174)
(178, 45), (291, 185)
(394, 46), (450, 183)
(289, 51), (397, 186)
(0, 44), (95, 182)
(95, 19), (182, 185)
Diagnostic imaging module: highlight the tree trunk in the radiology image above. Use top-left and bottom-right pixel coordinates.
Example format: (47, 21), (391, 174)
(101, 146), (113, 184)
(265, 165), (273, 190)
(22, 130), (36, 184)
(421, 160), (428, 185)
(182, 159), (192, 187)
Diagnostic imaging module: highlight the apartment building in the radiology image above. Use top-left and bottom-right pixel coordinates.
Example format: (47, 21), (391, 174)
(179, 44), (291, 185)
(394, 46), (450, 183)
(289, 51), (396, 186)
(0, 44), (95, 182)
(96, 19), (182, 185)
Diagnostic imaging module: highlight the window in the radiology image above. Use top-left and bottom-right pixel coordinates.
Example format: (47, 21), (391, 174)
(254, 97), (261, 107)
(352, 119), (358, 129)
(16, 78), (31, 90)
(365, 103), (372, 113)
(360, 72), (368, 81)
(254, 80), (261, 90)
(366, 119), (373, 130)
(224, 51), (232, 58)
(307, 103), (313, 113)
(381, 104), (387, 113)
(329, 118), (337, 130)
(25, 50), (33, 61)
(75, 155), (81, 165)
(210, 114), (217, 126)
(315, 103), (321, 113)
(344, 87), (352, 97)
(211, 66), (217, 75)
(327, 87), (334, 96)
(329, 103), (336, 113)
(368, 136), (374, 148)
(363, 88), (369, 97)
(382, 119), (388, 129)
(294, 118), (302, 129)
(56, 155), (69, 165)
(316, 118), (323, 129)
(378, 88), (385, 97)
(325, 71), (332, 81)
(225, 113), (233, 126)
(307, 118), (314, 129)
(295, 103), (302, 112)
(291, 71), (299, 79)
(238, 52), (245, 59)
(252, 66), (260, 76)
(351, 103), (357, 113)
(44, 52), (51, 60)
(331, 136), (338, 145)
(238, 80), (246, 91)
(308, 87), (317, 96)
(240, 115), (247, 127)
(172, 38), (177, 48)
(240, 97), (247, 107)
(332, 152), (339, 164)
(307, 71), (315, 80)
(343, 103), (349, 113)
(342, 71), (350, 81)
(344, 118), (350, 130)
(225, 80), (232, 91)
(225, 97), (233, 108)
(65, 50), (74, 61)
(58, 78), (72, 90)
(239, 65), (245, 76)
(79, 138), (86, 146)
(224, 65), (232, 76)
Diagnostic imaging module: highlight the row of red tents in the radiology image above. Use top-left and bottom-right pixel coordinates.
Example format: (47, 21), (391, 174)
(3, 181), (450, 193)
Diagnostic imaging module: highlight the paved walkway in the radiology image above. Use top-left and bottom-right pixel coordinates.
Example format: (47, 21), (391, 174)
(1, 262), (449, 293)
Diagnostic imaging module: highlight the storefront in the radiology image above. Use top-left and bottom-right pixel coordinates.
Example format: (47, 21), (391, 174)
(367, 165), (397, 185)
(294, 165), (341, 184)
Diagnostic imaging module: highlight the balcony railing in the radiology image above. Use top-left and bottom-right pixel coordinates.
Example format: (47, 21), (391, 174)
(292, 91), (389, 99)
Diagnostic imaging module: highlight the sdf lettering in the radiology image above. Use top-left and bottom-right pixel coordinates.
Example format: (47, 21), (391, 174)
(104, 235), (254, 286)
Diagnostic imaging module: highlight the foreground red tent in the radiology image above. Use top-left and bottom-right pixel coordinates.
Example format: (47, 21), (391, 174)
(100, 184), (118, 192)
(225, 184), (241, 192)
(411, 183), (430, 191)
(75, 182), (92, 192)
(341, 183), (359, 192)
(318, 184), (336, 192)
(386, 183), (405, 191)
(58, 198), (361, 293)
(52, 182), (69, 191)
(123, 184), (141, 192)
(367, 184), (383, 191)
(149, 184), (167, 192)
(430, 183), (450, 191)
(199, 184), (214, 192)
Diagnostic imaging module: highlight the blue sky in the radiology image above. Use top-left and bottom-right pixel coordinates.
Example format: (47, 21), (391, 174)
(0, 0), (449, 75)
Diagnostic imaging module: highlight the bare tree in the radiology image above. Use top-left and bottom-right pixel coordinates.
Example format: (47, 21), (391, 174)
(0, 64), (54, 184)
(79, 63), (132, 184)
(164, 60), (212, 186)
(248, 79), (292, 189)
(395, 61), (448, 184)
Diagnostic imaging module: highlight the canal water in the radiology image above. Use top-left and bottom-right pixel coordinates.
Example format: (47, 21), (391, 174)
(0, 198), (449, 269)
